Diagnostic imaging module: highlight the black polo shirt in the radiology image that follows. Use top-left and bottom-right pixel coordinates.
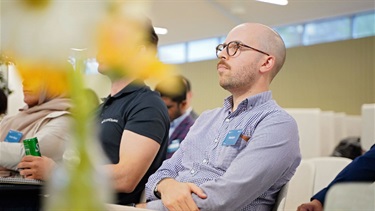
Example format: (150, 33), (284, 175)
(98, 80), (169, 205)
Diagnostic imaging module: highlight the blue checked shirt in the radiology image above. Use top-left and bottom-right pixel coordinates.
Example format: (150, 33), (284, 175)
(145, 91), (301, 211)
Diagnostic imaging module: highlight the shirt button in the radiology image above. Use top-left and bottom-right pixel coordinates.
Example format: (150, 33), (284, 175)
(203, 159), (208, 164)
(225, 118), (230, 122)
(190, 169), (195, 174)
(214, 139), (218, 143)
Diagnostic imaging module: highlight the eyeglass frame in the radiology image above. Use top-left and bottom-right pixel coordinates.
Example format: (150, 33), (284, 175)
(216, 41), (270, 58)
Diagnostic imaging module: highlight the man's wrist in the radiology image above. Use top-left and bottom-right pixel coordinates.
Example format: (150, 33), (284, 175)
(154, 183), (162, 199)
(154, 177), (173, 199)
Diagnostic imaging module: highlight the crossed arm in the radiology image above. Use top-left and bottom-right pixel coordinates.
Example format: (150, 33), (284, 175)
(144, 115), (300, 211)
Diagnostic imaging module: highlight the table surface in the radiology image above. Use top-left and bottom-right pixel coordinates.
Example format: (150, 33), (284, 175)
(106, 204), (153, 211)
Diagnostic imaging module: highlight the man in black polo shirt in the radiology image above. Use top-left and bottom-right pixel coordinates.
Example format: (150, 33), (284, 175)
(97, 18), (169, 205)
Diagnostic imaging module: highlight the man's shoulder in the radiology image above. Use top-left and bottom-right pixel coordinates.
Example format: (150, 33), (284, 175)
(130, 88), (166, 109)
(258, 100), (295, 120)
(198, 107), (223, 117)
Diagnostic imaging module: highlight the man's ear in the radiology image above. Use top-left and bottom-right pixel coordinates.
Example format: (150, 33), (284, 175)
(259, 56), (275, 74)
(179, 100), (188, 109)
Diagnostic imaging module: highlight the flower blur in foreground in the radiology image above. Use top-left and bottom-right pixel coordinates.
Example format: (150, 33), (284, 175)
(96, 3), (176, 83)
(16, 60), (71, 99)
(2, 0), (177, 209)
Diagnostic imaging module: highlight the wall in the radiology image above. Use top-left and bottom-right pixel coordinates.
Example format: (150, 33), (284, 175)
(178, 36), (375, 115)
(5, 37), (374, 116)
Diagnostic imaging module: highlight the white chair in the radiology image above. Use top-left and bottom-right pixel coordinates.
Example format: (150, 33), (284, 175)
(284, 157), (352, 211)
(309, 157), (352, 194)
(284, 160), (315, 211)
(325, 182), (375, 211)
(361, 104), (375, 151)
(320, 111), (335, 156)
(334, 112), (347, 148)
(285, 108), (322, 158)
(272, 182), (289, 211)
(139, 189), (147, 203)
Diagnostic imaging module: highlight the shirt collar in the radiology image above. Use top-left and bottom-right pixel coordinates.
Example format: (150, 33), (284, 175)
(111, 80), (146, 99)
(170, 111), (190, 128)
(223, 91), (273, 112)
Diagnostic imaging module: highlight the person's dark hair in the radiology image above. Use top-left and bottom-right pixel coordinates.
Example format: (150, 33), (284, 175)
(178, 75), (191, 92)
(155, 76), (187, 103)
(0, 89), (8, 115)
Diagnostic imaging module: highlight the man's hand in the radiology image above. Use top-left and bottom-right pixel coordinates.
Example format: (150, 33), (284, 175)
(17, 156), (56, 180)
(297, 199), (323, 211)
(158, 178), (207, 211)
(135, 202), (147, 208)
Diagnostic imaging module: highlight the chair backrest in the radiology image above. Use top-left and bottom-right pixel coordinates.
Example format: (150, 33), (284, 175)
(272, 182), (289, 211)
(325, 182), (375, 210)
(139, 189), (147, 203)
(284, 160), (315, 210)
(362, 104), (375, 151)
(309, 157), (352, 194)
(284, 157), (351, 211)
(285, 108), (321, 159)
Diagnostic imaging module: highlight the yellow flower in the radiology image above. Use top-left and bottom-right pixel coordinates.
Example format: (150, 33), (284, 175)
(16, 60), (71, 98)
(96, 9), (176, 81)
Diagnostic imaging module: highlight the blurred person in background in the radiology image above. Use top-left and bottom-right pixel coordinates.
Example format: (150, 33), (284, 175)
(0, 89), (7, 121)
(155, 76), (195, 159)
(180, 75), (199, 120)
(0, 70), (72, 177)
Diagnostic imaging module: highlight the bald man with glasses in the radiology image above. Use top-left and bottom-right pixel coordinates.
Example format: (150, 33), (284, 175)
(138, 23), (301, 211)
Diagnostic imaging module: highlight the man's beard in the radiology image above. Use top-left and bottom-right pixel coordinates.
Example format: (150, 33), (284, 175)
(219, 65), (256, 92)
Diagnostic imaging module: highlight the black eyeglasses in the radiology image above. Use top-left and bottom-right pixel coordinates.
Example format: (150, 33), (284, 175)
(216, 41), (269, 58)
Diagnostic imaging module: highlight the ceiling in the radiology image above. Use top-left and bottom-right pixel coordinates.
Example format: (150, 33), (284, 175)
(147, 0), (375, 46)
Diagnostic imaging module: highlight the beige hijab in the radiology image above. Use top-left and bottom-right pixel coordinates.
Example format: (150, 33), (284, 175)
(0, 91), (71, 142)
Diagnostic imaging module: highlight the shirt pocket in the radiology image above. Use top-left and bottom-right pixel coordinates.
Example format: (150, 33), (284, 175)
(213, 136), (249, 170)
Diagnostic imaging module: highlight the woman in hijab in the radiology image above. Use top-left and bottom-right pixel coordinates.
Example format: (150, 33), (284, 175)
(0, 89), (7, 121)
(0, 69), (72, 174)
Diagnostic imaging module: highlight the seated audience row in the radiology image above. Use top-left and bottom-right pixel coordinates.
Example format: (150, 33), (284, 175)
(1, 20), (306, 210)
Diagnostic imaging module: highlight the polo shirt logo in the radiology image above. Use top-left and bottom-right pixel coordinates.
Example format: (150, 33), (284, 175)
(101, 118), (119, 124)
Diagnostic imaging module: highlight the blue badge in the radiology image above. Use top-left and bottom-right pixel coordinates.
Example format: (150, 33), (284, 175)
(167, 139), (181, 153)
(222, 129), (242, 146)
(4, 130), (23, 143)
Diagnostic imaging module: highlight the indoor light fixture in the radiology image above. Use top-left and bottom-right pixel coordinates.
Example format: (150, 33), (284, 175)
(256, 0), (288, 6)
(154, 27), (168, 35)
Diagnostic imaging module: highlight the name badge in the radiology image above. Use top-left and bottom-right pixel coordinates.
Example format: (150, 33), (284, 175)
(4, 130), (23, 143)
(222, 129), (242, 146)
(167, 139), (181, 153)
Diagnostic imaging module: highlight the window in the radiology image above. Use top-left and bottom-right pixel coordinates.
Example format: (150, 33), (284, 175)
(158, 43), (187, 64)
(85, 58), (99, 74)
(187, 38), (219, 62)
(353, 12), (375, 38)
(275, 25), (304, 48)
(156, 11), (373, 64)
(303, 18), (351, 45)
